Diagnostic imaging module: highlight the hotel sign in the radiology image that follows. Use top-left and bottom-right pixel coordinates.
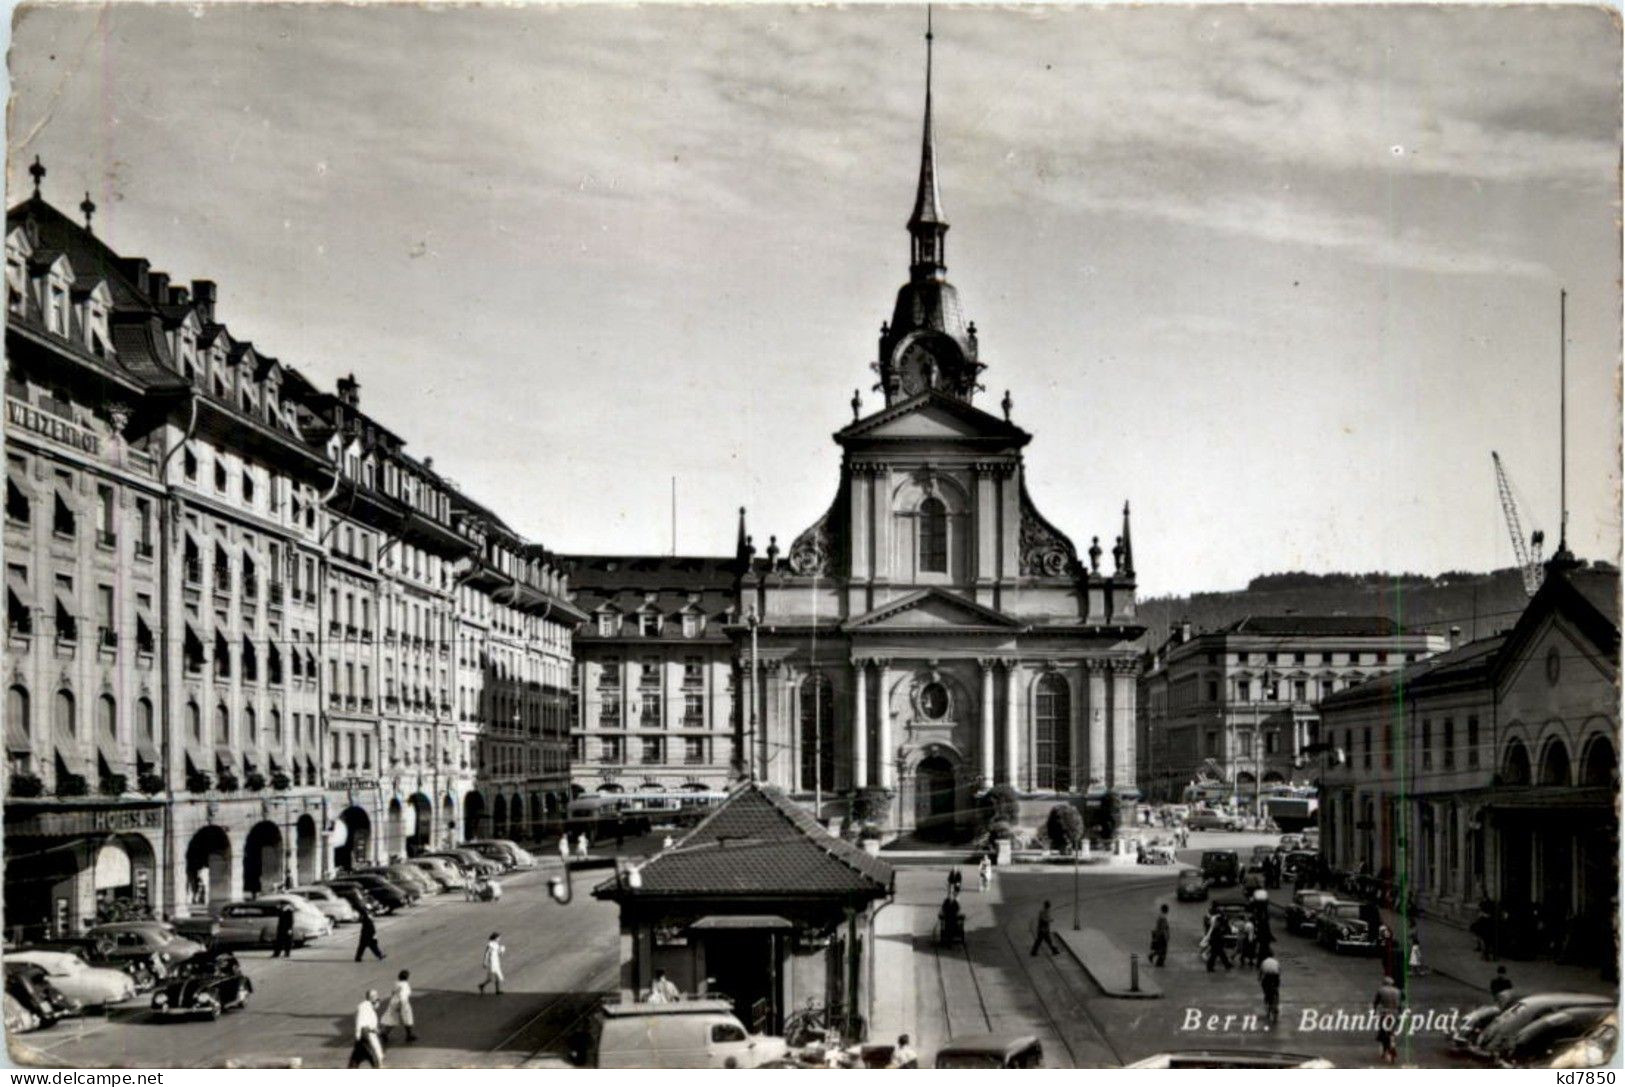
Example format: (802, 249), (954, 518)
(5, 805), (163, 839)
(7, 397), (99, 455)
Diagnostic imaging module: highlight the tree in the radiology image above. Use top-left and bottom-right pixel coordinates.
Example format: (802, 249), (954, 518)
(1045, 803), (1084, 852)
(985, 784), (1020, 826)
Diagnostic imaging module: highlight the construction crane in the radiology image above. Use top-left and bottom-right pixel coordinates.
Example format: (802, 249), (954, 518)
(1492, 450), (1545, 597)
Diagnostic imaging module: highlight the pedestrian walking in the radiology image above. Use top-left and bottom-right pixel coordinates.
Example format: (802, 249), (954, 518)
(381, 970), (417, 1044)
(1204, 910), (1233, 973)
(271, 903), (296, 959)
(1373, 974), (1402, 1063)
(978, 856), (992, 893)
(557, 835), (570, 864)
(1490, 965), (1514, 1006)
(947, 867), (963, 897)
(574, 833), (589, 859)
(354, 908), (385, 962)
(348, 989), (384, 1068)
(1237, 917), (1257, 968)
(1257, 954), (1281, 1028)
(1029, 900), (1062, 957)
(662, 834), (675, 851)
(1408, 932), (1427, 976)
(478, 932), (506, 995)
(1150, 904), (1170, 967)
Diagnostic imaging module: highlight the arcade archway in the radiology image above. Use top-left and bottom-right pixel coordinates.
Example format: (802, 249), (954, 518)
(407, 794), (433, 856)
(295, 815), (320, 885)
(335, 806), (372, 871)
(243, 821), (285, 896)
(185, 826), (232, 907)
(463, 791), (487, 840)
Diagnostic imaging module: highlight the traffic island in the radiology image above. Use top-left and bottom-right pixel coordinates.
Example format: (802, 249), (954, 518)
(1055, 929), (1162, 999)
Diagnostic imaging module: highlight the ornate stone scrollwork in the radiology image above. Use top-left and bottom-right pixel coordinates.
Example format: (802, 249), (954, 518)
(787, 509), (833, 577)
(1020, 512), (1074, 577)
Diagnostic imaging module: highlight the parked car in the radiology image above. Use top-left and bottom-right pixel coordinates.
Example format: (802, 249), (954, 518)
(288, 885), (360, 925)
(1469, 993), (1619, 1061)
(316, 881), (385, 917)
(5, 961), (79, 1026)
(935, 1034), (1046, 1069)
(357, 864), (435, 898)
(17, 937), (161, 993)
(588, 999), (789, 1068)
(210, 901), (328, 948)
(5, 950), (138, 1010)
(250, 894), (337, 936)
(1280, 850), (1319, 883)
(1494, 1005), (1615, 1068)
(1277, 834), (1305, 853)
(462, 839), (537, 870)
(1548, 1011), (1618, 1069)
(150, 951), (252, 1021)
(422, 849), (502, 879)
(1200, 850), (1241, 887)
(171, 915), (222, 948)
(447, 848), (505, 878)
(1284, 890), (1339, 935)
(4, 991), (41, 1035)
(1176, 869), (1210, 902)
(1188, 810), (1239, 832)
(90, 920), (208, 966)
(326, 875), (413, 913)
(407, 856), (467, 891)
(1314, 901), (1378, 955)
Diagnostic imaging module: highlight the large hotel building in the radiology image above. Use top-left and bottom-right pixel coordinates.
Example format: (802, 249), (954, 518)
(3, 167), (583, 938)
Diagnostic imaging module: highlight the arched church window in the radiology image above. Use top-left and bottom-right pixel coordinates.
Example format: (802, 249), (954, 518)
(919, 497), (947, 573)
(799, 673), (836, 793)
(1034, 674), (1070, 792)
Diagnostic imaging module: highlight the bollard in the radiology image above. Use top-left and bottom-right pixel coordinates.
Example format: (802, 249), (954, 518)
(1130, 952), (1141, 992)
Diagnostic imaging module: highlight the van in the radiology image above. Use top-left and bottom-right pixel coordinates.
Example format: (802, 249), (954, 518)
(588, 999), (789, 1068)
(1199, 850), (1241, 887)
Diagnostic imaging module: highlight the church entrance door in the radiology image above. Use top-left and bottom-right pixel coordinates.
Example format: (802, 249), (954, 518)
(915, 756), (956, 839)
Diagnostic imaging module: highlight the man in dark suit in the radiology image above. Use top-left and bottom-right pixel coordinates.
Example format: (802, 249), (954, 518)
(354, 908), (385, 962)
(271, 903), (296, 958)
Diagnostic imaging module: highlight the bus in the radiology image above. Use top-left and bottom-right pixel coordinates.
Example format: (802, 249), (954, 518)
(1263, 786), (1319, 833)
(566, 789), (728, 839)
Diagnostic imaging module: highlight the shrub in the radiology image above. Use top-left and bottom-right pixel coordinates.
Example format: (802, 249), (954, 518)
(99, 773), (129, 797)
(137, 772), (165, 795)
(851, 787), (893, 826)
(56, 772), (89, 797)
(215, 770), (240, 793)
(270, 771), (291, 791)
(985, 784), (1020, 826)
(858, 824), (883, 841)
(1045, 802), (1085, 852)
(186, 770), (212, 794)
(987, 818), (1014, 840)
(9, 772), (43, 798)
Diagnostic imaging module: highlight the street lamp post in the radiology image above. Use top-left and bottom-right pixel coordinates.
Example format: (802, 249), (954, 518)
(1072, 838), (1081, 930)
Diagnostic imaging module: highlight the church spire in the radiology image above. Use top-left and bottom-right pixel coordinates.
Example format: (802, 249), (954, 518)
(908, 7), (948, 283)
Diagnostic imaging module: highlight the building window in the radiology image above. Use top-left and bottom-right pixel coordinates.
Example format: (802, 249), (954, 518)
(918, 496), (947, 573)
(598, 612), (618, 637)
(639, 612), (660, 637)
(52, 476), (75, 537)
(1293, 680), (1307, 702)
(214, 703), (229, 744)
(1362, 727), (1372, 769)
(55, 688), (75, 738)
(684, 693), (704, 726)
(1466, 716), (1480, 769)
(682, 613), (701, 637)
(599, 693), (622, 729)
(1421, 718), (1433, 771)
(137, 698), (154, 744)
(54, 576), (76, 642)
(1205, 680), (1218, 702)
(95, 484), (115, 546)
(799, 672), (835, 792)
(1205, 730), (1218, 756)
(187, 701), (201, 743)
(600, 736), (623, 765)
(641, 736), (664, 765)
(1236, 679), (1251, 702)
(684, 736), (705, 765)
(1265, 730), (1279, 755)
(214, 458), (227, 493)
(1034, 674), (1071, 791)
(640, 691), (662, 728)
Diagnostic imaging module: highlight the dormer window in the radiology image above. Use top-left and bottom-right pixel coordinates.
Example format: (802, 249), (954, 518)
(639, 612), (661, 637)
(598, 611), (620, 637)
(682, 612), (702, 638)
(47, 281), (67, 335)
(6, 229), (30, 317)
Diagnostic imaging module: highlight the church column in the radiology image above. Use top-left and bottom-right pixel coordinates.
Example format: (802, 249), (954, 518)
(1087, 660), (1108, 791)
(1004, 662), (1021, 787)
(1110, 661), (1135, 788)
(978, 659), (996, 783)
(874, 659), (894, 789)
(853, 660), (868, 789)
(1072, 662), (1088, 793)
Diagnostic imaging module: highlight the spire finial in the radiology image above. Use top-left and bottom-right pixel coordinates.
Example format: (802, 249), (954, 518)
(851, 388), (862, 421)
(907, 7), (947, 280)
(28, 156), (45, 196)
(1120, 500), (1136, 578)
(1001, 389), (1012, 421)
(80, 191), (96, 232)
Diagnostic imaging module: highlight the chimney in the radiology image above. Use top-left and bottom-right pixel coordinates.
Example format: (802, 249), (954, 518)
(337, 373), (361, 408)
(148, 272), (170, 304)
(119, 257), (150, 296)
(191, 280), (217, 323)
(1449, 625), (1462, 650)
(168, 286), (188, 307)
(1179, 619), (1193, 644)
(423, 456), (433, 471)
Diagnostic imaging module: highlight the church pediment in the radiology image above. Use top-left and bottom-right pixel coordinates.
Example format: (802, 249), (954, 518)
(844, 587), (1022, 631)
(836, 390), (1030, 448)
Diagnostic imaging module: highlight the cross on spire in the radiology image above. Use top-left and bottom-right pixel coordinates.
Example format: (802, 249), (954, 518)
(28, 156), (45, 196)
(80, 191), (96, 232)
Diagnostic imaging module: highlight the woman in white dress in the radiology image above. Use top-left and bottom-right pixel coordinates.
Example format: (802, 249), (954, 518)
(382, 969), (417, 1044)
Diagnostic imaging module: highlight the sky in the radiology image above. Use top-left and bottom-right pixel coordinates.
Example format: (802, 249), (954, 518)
(6, 3), (1620, 597)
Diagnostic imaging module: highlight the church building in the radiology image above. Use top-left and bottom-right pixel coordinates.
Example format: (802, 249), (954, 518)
(734, 27), (1144, 837)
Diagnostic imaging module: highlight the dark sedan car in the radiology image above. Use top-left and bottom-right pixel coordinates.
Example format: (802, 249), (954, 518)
(327, 874), (413, 912)
(1284, 891), (1339, 935)
(4, 961), (78, 1026)
(322, 882), (387, 917)
(1176, 869), (1210, 902)
(1495, 1006), (1615, 1068)
(1314, 901), (1378, 955)
(150, 952), (252, 1021)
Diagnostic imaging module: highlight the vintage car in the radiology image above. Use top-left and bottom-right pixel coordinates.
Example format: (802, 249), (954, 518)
(88, 921), (208, 967)
(210, 900), (328, 949)
(935, 1035), (1045, 1069)
(325, 874), (413, 913)
(422, 849), (502, 879)
(250, 893), (337, 935)
(1284, 890), (1340, 935)
(356, 864), (436, 897)
(4, 991), (40, 1035)
(461, 839), (538, 870)
(1313, 900), (1378, 954)
(1548, 1011), (1618, 1069)
(1280, 850), (1319, 883)
(320, 881), (388, 917)
(407, 855), (467, 890)
(1277, 834), (1305, 853)
(150, 952), (252, 1020)
(5, 949), (138, 1010)
(1176, 869), (1210, 902)
(5, 961), (79, 1026)
(19, 937), (161, 992)
(1187, 810), (1239, 833)
(1494, 1005), (1615, 1068)
(1200, 850), (1241, 887)
(1468, 993), (1619, 1061)
(1250, 845), (1276, 861)
(288, 885), (360, 925)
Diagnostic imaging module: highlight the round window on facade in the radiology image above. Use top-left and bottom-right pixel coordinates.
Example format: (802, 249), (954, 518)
(919, 682), (949, 720)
